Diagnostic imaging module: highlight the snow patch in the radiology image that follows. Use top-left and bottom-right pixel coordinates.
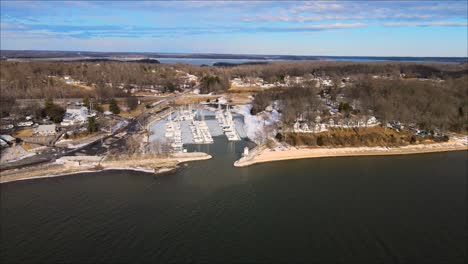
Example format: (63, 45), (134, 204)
(233, 104), (280, 142)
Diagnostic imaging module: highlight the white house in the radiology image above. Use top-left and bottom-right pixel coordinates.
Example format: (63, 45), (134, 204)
(66, 106), (88, 119)
(35, 124), (56, 136)
(17, 121), (34, 127)
(0, 134), (16, 145)
(322, 79), (333, 87)
(63, 76), (77, 85)
(61, 106), (89, 126)
(367, 116), (379, 126)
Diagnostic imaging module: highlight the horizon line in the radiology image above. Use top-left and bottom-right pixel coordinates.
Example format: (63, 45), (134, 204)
(1, 49), (467, 59)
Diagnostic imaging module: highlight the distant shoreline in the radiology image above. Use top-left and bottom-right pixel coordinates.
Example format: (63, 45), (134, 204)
(234, 138), (468, 167)
(2, 50), (466, 64)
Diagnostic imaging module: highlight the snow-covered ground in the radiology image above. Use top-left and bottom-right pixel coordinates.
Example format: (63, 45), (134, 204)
(232, 104), (280, 141)
(0, 145), (36, 164)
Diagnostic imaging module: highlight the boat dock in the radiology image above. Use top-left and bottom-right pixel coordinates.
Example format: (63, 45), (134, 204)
(216, 105), (241, 141)
(165, 114), (184, 152)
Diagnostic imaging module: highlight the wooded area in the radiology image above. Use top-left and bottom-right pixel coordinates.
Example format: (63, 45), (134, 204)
(0, 60), (229, 99)
(1, 60), (466, 133)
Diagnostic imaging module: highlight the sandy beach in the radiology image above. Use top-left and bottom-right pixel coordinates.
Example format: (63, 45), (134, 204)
(234, 136), (468, 167)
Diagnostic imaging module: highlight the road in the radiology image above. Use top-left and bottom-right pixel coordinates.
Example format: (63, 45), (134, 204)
(15, 96), (168, 107)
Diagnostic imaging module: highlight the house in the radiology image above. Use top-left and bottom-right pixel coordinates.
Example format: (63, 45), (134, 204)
(61, 106), (89, 126)
(63, 76), (76, 85)
(322, 79), (333, 87)
(367, 116), (379, 126)
(0, 134), (16, 146)
(293, 121), (301, 132)
(17, 121), (34, 127)
(35, 124), (57, 136)
(66, 106), (88, 118)
(1, 124), (14, 130)
(67, 106), (89, 120)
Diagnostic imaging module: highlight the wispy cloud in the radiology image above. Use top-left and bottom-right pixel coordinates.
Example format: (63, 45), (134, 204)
(384, 22), (468, 27)
(0, 23), (25, 30)
(243, 1), (467, 23)
(0, 22), (370, 39)
(1, 1), (467, 56)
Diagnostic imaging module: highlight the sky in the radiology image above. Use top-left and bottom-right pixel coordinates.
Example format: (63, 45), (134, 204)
(1, 1), (467, 57)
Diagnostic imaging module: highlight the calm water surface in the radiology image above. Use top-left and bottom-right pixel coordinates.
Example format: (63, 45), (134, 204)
(1, 137), (466, 263)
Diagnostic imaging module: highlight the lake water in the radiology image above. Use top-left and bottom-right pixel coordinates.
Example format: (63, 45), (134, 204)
(1, 138), (466, 263)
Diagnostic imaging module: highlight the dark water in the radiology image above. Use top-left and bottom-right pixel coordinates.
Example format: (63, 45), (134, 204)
(9, 56), (466, 65)
(1, 137), (467, 263)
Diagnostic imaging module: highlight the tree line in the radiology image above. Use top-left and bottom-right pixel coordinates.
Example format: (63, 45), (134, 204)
(346, 77), (467, 132)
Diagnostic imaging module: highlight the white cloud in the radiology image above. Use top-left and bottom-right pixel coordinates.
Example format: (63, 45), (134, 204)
(0, 23), (25, 29)
(384, 22), (468, 27)
(287, 23), (367, 30)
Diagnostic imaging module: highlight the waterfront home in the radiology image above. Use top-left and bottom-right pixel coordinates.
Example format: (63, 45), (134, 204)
(367, 116), (379, 126)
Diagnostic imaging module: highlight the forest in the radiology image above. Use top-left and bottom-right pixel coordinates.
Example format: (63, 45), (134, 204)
(1, 60), (466, 133)
(228, 61), (468, 82)
(0, 60), (229, 99)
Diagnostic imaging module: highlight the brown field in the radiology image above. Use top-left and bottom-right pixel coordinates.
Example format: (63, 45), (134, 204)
(13, 128), (34, 138)
(229, 85), (264, 92)
(228, 93), (253, 104)
(71, 83), (95, 91)
(133, 91), (159, 97)
(174, 95), (220, 105)
(119, 105), (146, 118)
(21, 142), (42, 151)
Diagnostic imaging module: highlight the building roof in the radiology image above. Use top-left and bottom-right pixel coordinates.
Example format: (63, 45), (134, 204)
(36, 124), (56, 133)
(0, 134), (15, 142)
(67, 105), (86, 110)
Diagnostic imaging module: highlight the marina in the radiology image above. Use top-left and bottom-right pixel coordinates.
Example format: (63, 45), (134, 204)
(156, 105), (245, 152)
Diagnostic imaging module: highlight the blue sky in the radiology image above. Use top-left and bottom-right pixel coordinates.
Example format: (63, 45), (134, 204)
(1, 1), (467, 56)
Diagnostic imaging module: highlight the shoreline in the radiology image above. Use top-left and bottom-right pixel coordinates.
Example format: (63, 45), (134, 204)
(234, 138), (467, 167)
(0, 167), (156, 184)
(0, 152), (211, 184)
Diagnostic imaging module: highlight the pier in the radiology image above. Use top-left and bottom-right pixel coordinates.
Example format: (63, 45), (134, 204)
(216, 105), (241, 141)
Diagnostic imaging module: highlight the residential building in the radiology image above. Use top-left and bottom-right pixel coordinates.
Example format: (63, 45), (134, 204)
(35, 124), (57, 136)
